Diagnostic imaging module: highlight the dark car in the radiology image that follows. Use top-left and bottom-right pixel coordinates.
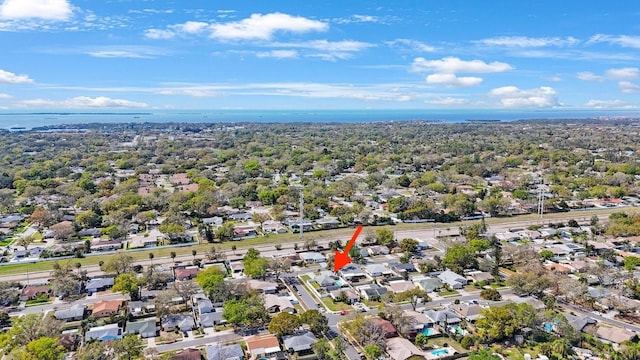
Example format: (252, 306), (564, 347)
(327, 329), (339, 339)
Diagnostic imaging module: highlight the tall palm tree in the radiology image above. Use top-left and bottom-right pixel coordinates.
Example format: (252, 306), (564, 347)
(148, 252), (154, 267)
(170, 251), (176, 264)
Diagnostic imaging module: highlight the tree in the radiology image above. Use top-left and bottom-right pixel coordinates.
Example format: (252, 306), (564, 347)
(170, 251), (176, 264)
(300, 309), (329, 336)
(172, 281), (201, 308)
(50, 221), (75, 240)
(475, 303), (537, 342)
(375, 227), (394, 246)
(112, 334), (143, 360)
(395, 287), (430, 311)
(10, 337), (65, 360)
(469, 238), (490, 254)
(195, 266), (226, 293)
(148, 252), (154, 266)
(51, 261), (81, 299)
(624, 256), (640, 271)
(269, 258), (291, 281)
(539, 249), (554, 261)
(268, 312), (300, 337)
(73, 341), (112, 360)
(103, 251), (135, 275)
(222, 292), (270, 330)
(363, 344), (382, 360)
(75, 210), (102, 229)
(14, 234), (35, 251)
(399, 238), (419, 253)
(311, 338), (332, 360)
(244, 257), (269, 279)
(442, 244), (477, 273)
(29, 206), (51, 228)
(158, 222), (187, 242)
(112, 273), (141, 301)
(468, 349), (501, 360)
(480, 288), (502, 301)
(253, 213), (270, 228)
(6, 313), (62, 348)
(215, 222), (235, 242)
(192, 249), (197, 262)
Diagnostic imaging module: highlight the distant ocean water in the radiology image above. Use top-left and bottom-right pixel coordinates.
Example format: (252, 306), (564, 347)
(0, 109), (639, 130)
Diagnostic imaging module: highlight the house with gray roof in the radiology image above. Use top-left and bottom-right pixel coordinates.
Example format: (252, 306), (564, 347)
(86, 323), (122, 341)
(299, 251), (326, 263)
(424, 309), (461, 327)
(283, 331), (317, 355)
(162, 314), (196, 332)
(197, 298), (213, 314)
(414, 277), (442, 293)
(125, 318), (157, 338)
(314, 271), (340, 288)
(199, 312), (224, 328)
(357, 284), (388, 301)
(206, 343), (244, 360)
(364, 263), (395, 278)
(86, 277), (114, 294)
(54, 304), (86, 321)
(437, 270), (468, 289)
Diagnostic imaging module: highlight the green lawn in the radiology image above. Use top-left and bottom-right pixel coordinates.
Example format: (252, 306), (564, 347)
(300, 274), (311, 282)
(425, 337), (467, 354)
(321, 297), (351, 311)
(0, 238), (13, 246)
(26, 297), (52, 306)
(439, 289), (460, 297)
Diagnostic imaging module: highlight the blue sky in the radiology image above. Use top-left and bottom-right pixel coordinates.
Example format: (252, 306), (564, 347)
(0, 0), (639, 110)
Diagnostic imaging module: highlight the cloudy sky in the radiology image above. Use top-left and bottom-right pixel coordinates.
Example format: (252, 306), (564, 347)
(0, 0), (639, 110)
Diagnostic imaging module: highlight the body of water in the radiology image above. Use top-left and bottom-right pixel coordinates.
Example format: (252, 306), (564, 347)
(0, 109), (638, 130)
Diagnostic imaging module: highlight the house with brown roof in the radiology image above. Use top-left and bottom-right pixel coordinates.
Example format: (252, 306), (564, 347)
(245, 334), (281, 358)
(175, 267), (200, 281)
(371, 317), (398, 338)
(172, 348), (202, 360)
(596, 326), (636, 347)
(92, 299), (123, 318)
(20, 285), (51, 301)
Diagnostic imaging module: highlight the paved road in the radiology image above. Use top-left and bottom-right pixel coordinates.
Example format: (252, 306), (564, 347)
(153, 330), (241, 353)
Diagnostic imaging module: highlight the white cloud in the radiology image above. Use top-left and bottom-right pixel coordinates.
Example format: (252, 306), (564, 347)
(210, 12), (327, 40)
(476, 36), (579, 47)
(0, 69), (33, 84)
(145, 13), (328, 41)
(267, 40), (374, 61)
(411, 56), (513, 73)
(589, 34), (640, 48)
(85, 46), (168, 59)
(333, 14), (381, 24)
(0, 93), (12, 99)
(386, 38), (436, 52)
(605, 67), (639, 81)
(175, 21), (209, 34)
(619, 81), (640, 93)
(489, 86), (560, 108)
(577, 72), (604, 81)
(586, 99), (634, 108)
(255, 50), (298, 59)
(0, 0), (72, 21)
(155, 89), (217, 97)
(144, 28), (175, 40)
(425, 97), (470, 105)
(17, 96), (148, 108)
(426, 73), (483, 87)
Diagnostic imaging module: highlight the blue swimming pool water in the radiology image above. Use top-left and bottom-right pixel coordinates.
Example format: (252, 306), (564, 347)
(430, 349), (450, 356)
(544, 323), (553, 331)
(422, 327), (437, 336)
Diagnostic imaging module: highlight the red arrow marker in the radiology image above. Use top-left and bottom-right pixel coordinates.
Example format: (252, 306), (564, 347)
(333, 225), (363, 272)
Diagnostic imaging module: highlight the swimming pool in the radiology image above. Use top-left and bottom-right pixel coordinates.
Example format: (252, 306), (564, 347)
(422, 327), (438, 336)
(430, 348), (451, 357)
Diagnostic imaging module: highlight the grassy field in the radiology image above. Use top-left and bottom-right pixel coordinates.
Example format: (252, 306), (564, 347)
(0, 207), (629, 276)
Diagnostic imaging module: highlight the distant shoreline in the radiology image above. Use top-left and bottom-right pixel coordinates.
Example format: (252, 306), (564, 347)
(0, 109), (639, 130)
